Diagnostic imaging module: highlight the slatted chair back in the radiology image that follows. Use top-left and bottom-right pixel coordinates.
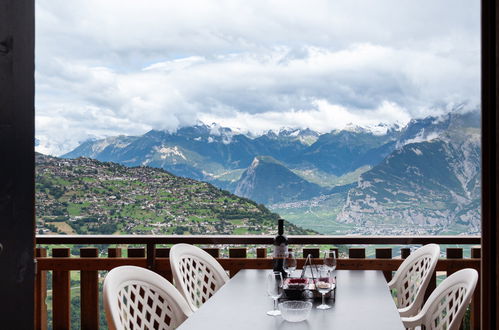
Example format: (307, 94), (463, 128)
(103, 266), (192, 330)
(169, 243), (230, 311)
(401, 268), (478, 330)
(388, 243), (440, 317)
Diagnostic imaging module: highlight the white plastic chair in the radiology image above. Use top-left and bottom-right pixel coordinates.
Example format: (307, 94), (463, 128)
(388, 243), (440, 317)
(103, 265), (192, 330)
(401, 268), (478, 330)
(169, 243), (230, 311)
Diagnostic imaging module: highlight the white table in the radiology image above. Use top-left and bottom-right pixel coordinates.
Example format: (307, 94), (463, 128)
(178, 269), (405, 329)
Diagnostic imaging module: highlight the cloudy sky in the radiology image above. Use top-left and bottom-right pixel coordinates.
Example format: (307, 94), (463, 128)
(35, 0), (480, 155)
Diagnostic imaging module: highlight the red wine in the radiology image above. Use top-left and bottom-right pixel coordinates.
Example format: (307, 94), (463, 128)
(273, 218), (288, 278)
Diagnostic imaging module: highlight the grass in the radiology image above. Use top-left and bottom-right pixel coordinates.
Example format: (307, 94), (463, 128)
(188, 216), (204, 223)
(67, 202), (91, 216)
(228, 219), (244, 225)
(277, 207), (354, 234)
(292, 165), (371, 188)
(48, 222), (77, 235)
(233, 227), (249, 234)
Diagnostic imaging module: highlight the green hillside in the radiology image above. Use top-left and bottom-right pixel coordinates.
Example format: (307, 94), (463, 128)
(35, 153), (311, 235)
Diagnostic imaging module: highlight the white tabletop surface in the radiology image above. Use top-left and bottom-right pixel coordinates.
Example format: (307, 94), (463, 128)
(178, 269), (405, 330)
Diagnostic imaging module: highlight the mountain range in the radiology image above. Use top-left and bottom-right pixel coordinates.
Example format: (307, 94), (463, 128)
(62, 110), (481, 235)
(63, 122), (404, 178)
(336, 129), (481, 234)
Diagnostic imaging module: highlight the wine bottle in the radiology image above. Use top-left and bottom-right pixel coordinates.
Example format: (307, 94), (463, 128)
(273, 218), (288, 278)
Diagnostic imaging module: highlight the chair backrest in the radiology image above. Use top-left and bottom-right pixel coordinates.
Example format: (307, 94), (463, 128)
(401, 268), (478, 330)
(388, 243), (440, 317)
(169, 243), (230, 311)
(103, 265), (192, 330)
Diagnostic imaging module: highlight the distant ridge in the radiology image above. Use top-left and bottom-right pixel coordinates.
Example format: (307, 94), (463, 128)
(234, 156), (323, 204)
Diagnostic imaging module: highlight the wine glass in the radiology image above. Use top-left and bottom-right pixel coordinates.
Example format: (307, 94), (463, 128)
(283, 251), (297, 277)
(323, 250), (337, 275)
(315, 267), (333, 310)
(266, 271), (284, 316)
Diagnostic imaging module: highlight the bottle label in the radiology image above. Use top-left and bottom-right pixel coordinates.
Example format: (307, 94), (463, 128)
(273, 244), (288, 258)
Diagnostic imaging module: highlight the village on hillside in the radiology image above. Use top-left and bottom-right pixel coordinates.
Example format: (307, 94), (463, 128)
(35, 154), (309, 236)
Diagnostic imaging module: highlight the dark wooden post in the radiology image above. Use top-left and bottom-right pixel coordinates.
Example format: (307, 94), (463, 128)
(375, 248), (392, 282)
(423, 271), (437, 304)
(471, 247), (481, 260)
(146, 243), (156, 270)
(303, 248), (320, 258)
(127, 247), (145, 258)
(227, 248), (247, 276)
(0, 1), (35, 328)
(80, 248), (99, 330)
(156, 248), (170, 258)
(349, 248), (366, 259)
(108, 248), (122, 258)
(35, 248), (48, 330)
(471, 247), (481, 330)
(229, 248), (247, 258)
(156, 248), (173, 281)
(446, 248), (463, 276)
(329, 248), (339, 259)
(256, 248), (267, 258)
(203, 248), (220, 258)
(481, 0), (498, 328)
(52, 248), (71, 330)
(400, 248), (411, 259)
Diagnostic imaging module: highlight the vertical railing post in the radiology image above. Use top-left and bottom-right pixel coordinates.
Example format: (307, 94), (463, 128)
(228, 248), (247, 277)
(146, 243), (156, 271)
(35, 248), (48, 330)
(302, 248), (320, 258)
(202, 248), (220, 258)
(80, 248), (99, 330)
(446, 248), (463, 276)
(329, 248), (339, 259)
(52, 248), (71, 330)
(229, 248), (247, 258)
(127, 247), (145, 258)
(156, 248), (173, 281)
(349, 248), (366, 259)
(400, 248), (411, 259)
(106, 245), (122, 327)
(470, 247), (481, 330)
(108, 247), (122, 258)
(375, 248), (392, 282)
(424, 271), (437, 304)
(256, 248), (267, 258)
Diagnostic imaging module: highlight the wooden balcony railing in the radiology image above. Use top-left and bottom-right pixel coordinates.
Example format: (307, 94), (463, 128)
(35, 235), (481, 330)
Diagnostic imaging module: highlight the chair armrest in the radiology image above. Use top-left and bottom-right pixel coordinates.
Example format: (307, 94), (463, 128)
(398, 304), (416, 318)
(400, 313), (424, 329)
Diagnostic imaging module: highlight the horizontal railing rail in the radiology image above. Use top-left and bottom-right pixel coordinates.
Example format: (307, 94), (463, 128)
(35, 257), (480, 272)
(36, 234), (481, 245)
(34, 235), (481, 330)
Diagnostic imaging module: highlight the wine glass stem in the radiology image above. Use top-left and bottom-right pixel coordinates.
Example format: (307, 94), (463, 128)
(274, 298), (277, 311)
(322, 293), (325, 305)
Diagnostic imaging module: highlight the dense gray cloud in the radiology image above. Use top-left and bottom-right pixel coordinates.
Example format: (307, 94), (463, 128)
(35, 0), (480, 155)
